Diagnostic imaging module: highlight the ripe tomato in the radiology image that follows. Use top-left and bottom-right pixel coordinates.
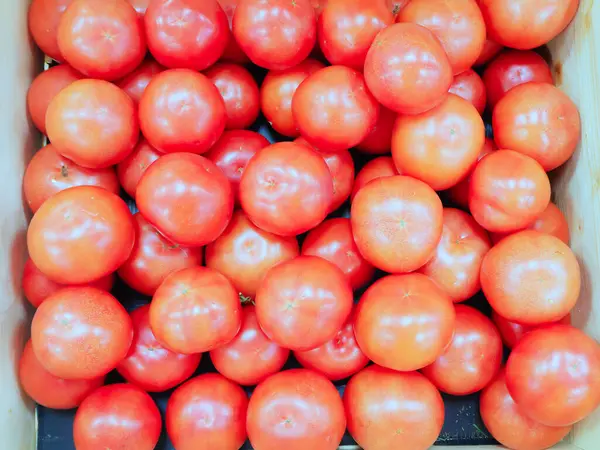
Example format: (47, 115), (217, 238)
(31, 287), (133, 379)
(247, 369), (346, 450)
(318, 0), (394, 69)
(233, 0), (317, 70)
(350, 156), (398, 201)
(116, 139), (162, 198)
(139, 69), (227, 154)
(19, 340), (104, 409)
(27, 186), (135, 284)
(210, 305), (290, 385)
(74, 384), (161, 450)
(118, 213), (204, 296)
(167, 374), (248, 450)
(127, 0), (148, 14)
(422, 305), (502, 395)
(217, 0), (250, 63)
(392, 94), (485, 191)
(481, 369), (572, 450)
(239, 142), (333, 236)
(256, 256), (353, 351)
(26, 64), (82, 134)
(57, 0), (146, 81)
(481, 230), (580, 325)
(354, 273), (455, 371)
(117, 305), (202, 392)
(506, 324), (600, 426)
(145, 0), (229, 71)
(449, 69), (486, 115)
(344, 366), (444, 450)
(356, 106), (396, 155)
(136, 153), (233, 247)
(116, 58), (165, 105)
(493, 83), (581, 172)
(474, 39), (503, 66)
(469, 150), (551, 232)
(351, 176), (443, 273)
(364, 23), (453, 115)
(492, 310), (571, 349)
(149, 267), (242, 354)
(28, 0), (73, 62)
(204, 63), (260, 129)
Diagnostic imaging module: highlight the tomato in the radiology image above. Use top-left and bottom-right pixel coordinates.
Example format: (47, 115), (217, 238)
(354, 273), (455, 371)
(136, 153), (233, 247)
(26, 64), (82, 134)
(344, 366), (444, 450)
(247, 369), (346, 450)
(31, 287), (133, 379)
(139, 69), (227, 154)
(27, 186), (135, 284)
(260, 59), (325, 137)
(448, 69), (486, 115)
(117, 305), (202, 392)
(256, 256), (353, 351)
(351, 176), (443, 273)
(233, 0), (317, 70)
(116, 58), (165, 105)
(481, 369), (572, 450)
(483, 50), (553, 110)
(210, 305), (290, 385)
(19, 340), (104, 409)
(318, 0), (394, 69)
(117, 213), (204, 296)
(74, 384), (161, 450)
(127, 0), (148, 14)
(478, 0), (579, 50)
(217, 0), (250, 63)
(396, 0), (485, 75)
(506, 324), (600, 426)
(469, 150), (551, 233)
(493, 83), (580, 172)
(474, 39), (503, 66)
(145, 0), (229, 71)
(311, 0), (327, 15)
(492, 310), (571, 350)
(392, 94), (485, 191)
(23, 143), (120, 213)
(356, 106), (396, 155)
(350, 156), (398, 202)
(481, 230), (580, 325)
(28, 0), (73, 62)
(364, 23), (453, 115)
(239, 142), (333, 236)
(167, 373), (248, 450)
(116, 139), (162, 198)
(149, 267), (242, 354)
(57, 0), (146, 81)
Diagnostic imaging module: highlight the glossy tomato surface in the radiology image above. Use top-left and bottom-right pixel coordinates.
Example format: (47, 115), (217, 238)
(28, 0), (73, 61)
(492, 310), (571, 350)
(217, 0), (250, 63)
(350, 156), (398, 201)
(355, 106), (396, 155)
(116, 138), (162, 198)
(449, 69), (487, 115)
(116, 57), (165, 105)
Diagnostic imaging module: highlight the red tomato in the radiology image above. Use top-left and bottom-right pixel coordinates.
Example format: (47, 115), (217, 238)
(422, 305), (502, 395)
(127, 0), (148, 14)
(233, 0), (317, 70)
(117, 305), (202, 392)
(27, 186), (135, 284)
(420, 208), (491, 303)
(344, 366), (444, 450)
(28, 0), (73, 61)
(167, 373), (248, 450)
(469, 150), (551, 233)
(481, 369), (572, 450)
(255, 256), (353, 351)
(351, 175), (443, 273)
(116, 138), (162, 198)
(19, 340), (104, 409)
(145, 0), (229, 71)
(354, 273), (455, 371)
(239, 142), (333, 236)
(57, 0), (146, 81)
(492, 310), (571, 350)
(117, 213), (204, 296)
(356, 106), (396, 155)
(506, 324), (600, 426)
(24, 143), (120, 213)
(116, 58), (165, 105)
(139, 69), (227, 154)
(474, 39), (503, 66)
(31, 287), (133, 379)
(149, 267), (242, 354)
(481, 230), (580, 325)
(217, 0), (250, 63)
(493, 83), (581, 172)
(210, 305), (290, 385)
(136, 153), (233, 247)
(74, 384), (161, 450)
(392, 94), (485, 191)
(260, 59), (325, 137)
(318, 0), (394, 69)
(449, 69), (486, 115)
(364, 23), (453, 115)
(247, 369), (346, 450)
(350, 156), (398, 202)
(26, 64), (82, 134)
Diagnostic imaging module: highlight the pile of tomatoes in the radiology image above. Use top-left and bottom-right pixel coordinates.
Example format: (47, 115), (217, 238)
(21, 0), (598, 449)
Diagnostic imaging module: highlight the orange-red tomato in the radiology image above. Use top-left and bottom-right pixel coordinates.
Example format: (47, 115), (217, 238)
(116, 138), (162, 198)
(356, 106), (396, 155)
(28, 0), (74, 62)
(474, 39), (503, 66)
(492, 310), (571, 349)
(350, 156), (398, 201)
(217, 0), (250, 64)
(116, 57), (165, 105)
(449, 69), (487, 115)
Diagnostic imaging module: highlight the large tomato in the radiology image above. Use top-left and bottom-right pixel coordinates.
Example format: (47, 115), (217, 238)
(28, 0), (73, 61)
(356, 106), (396, 155)
(255, 256), (353, 351)
(217, 0), (250, 63)
(448, 69), (486, 115)
(116, 57), (165, 105)
(350, 156), (398, 201)
(116, 139), (162, 198)
(492, 310), (571, 350)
